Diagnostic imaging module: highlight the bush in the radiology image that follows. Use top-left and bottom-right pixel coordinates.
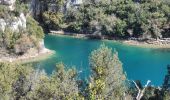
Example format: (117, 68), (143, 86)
(66, 22), (82, 33)
(3, 28), (20, 49)
(14, 34), (34, 55)
(42, 11), (63, 30)
(27, 16), (44, 40)
(0, 5), (10, 18)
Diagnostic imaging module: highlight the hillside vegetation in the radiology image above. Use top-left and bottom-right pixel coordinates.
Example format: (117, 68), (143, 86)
(0, 0), (44, 55)
(38, 0), (170, 39)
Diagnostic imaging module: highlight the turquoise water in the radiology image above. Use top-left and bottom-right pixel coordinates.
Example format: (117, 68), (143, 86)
(34, 35), (170, 86)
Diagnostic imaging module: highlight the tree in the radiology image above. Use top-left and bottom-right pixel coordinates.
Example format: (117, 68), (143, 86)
(0, 61), (83, 99)
(42, 11), (63, 30)
(3, 28), (19, 49)
(0, 62), (33, 99)
(26, 16), (44, 40)
(88, 44), (127, 100)
(29, 63), (82, 100)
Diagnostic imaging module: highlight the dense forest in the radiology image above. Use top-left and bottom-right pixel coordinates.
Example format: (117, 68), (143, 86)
(37, 0), (170, 39)
(0, 45), (169, 100)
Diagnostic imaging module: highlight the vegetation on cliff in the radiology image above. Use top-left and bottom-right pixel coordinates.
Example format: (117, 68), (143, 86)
(38, 0), (170, 39)
(0, 0), (44, 55)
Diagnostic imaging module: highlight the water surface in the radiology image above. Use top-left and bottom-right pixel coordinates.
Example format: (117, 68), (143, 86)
(34, 35), (170, 86)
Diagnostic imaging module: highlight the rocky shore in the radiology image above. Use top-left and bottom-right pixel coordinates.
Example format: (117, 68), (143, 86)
(0, 47), (54, 63)
(122, 39), (170, 48)
(49, 30), (170, 48)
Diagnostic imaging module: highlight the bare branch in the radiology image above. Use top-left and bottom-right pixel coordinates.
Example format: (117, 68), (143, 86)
(133, 80), (151, 100)
(133, 80), (140, 91)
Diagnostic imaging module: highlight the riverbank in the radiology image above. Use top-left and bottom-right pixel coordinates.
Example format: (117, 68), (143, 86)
(122, 39), (170, 48)
(49, 30), (170, 49)
(0, 47), (54, 63)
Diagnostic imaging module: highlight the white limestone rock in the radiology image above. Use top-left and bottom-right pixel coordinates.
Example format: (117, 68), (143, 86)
(0, 0), (27, 32)
(9, 19), (20, 32)
(0, 19), (6, 32)
(19, 13), (27, 29)
(73, 0), (83, 5)
(0, 13), (26, 32)
(1, 0), (16, 5)
(0, 0), (16, 11)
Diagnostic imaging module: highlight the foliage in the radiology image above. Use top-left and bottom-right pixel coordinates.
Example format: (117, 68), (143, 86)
(26, 16), (44, 40)
(0, 0), (28, 18)
(0, 62), (33, 99)
(14, 34), (35, 55)
(29, 63), (81, 100)
(60, 0), (170, 39)
(88, 44), (127, 100)
(0, 45), (170, 99)
(39, 0), (65, 30)
(17, 0), (170, 39)
(42, 11), (63, 30)
(0, 62), (82, 100)
(15, 0), (29, 15)
(0, 45), (128, 99)
(0, 16), (44, 54)
(0, 0), (44, 55)
(0, 5), (9, 18)
(2, 29), (19, 49)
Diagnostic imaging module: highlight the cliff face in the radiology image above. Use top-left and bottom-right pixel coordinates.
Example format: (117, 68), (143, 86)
(0, 0), (26, 33)
(30, 0), (83, 18)
(0, 0), (45, 56)
(0, 13), (26, 32)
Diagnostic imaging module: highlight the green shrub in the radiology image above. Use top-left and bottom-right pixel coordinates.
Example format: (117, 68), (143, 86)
(42, 11), (63, 30)
(27, 16), (44, 41)
(14, 34), (34, 55)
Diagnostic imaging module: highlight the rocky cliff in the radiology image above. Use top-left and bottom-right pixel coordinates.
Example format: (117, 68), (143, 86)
(30, 0), (83, 18)
(0, 13), (26, 32)
(0, 0), (47, 59)
(0, 0), (26, 32)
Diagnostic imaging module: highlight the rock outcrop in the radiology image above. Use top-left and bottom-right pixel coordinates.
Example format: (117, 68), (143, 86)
(0, 0), (26, 32)
(0, 13), (26, 32)
(30, 0), (83, 18)
(0, 0), (16, 11)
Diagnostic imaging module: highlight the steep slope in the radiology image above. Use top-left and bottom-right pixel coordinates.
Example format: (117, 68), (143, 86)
(0, 0), (51, 62)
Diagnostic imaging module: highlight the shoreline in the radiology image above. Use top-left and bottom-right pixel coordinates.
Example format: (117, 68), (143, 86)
(0, 48), (55, 63)
(49, 30), (170, 49)
(122, 40), (170, 49)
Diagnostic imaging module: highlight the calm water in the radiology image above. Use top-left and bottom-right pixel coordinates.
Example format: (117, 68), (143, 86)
(34, 35), (170, 86)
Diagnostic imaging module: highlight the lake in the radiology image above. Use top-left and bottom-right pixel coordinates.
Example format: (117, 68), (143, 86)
(33, 35), (170, 86)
